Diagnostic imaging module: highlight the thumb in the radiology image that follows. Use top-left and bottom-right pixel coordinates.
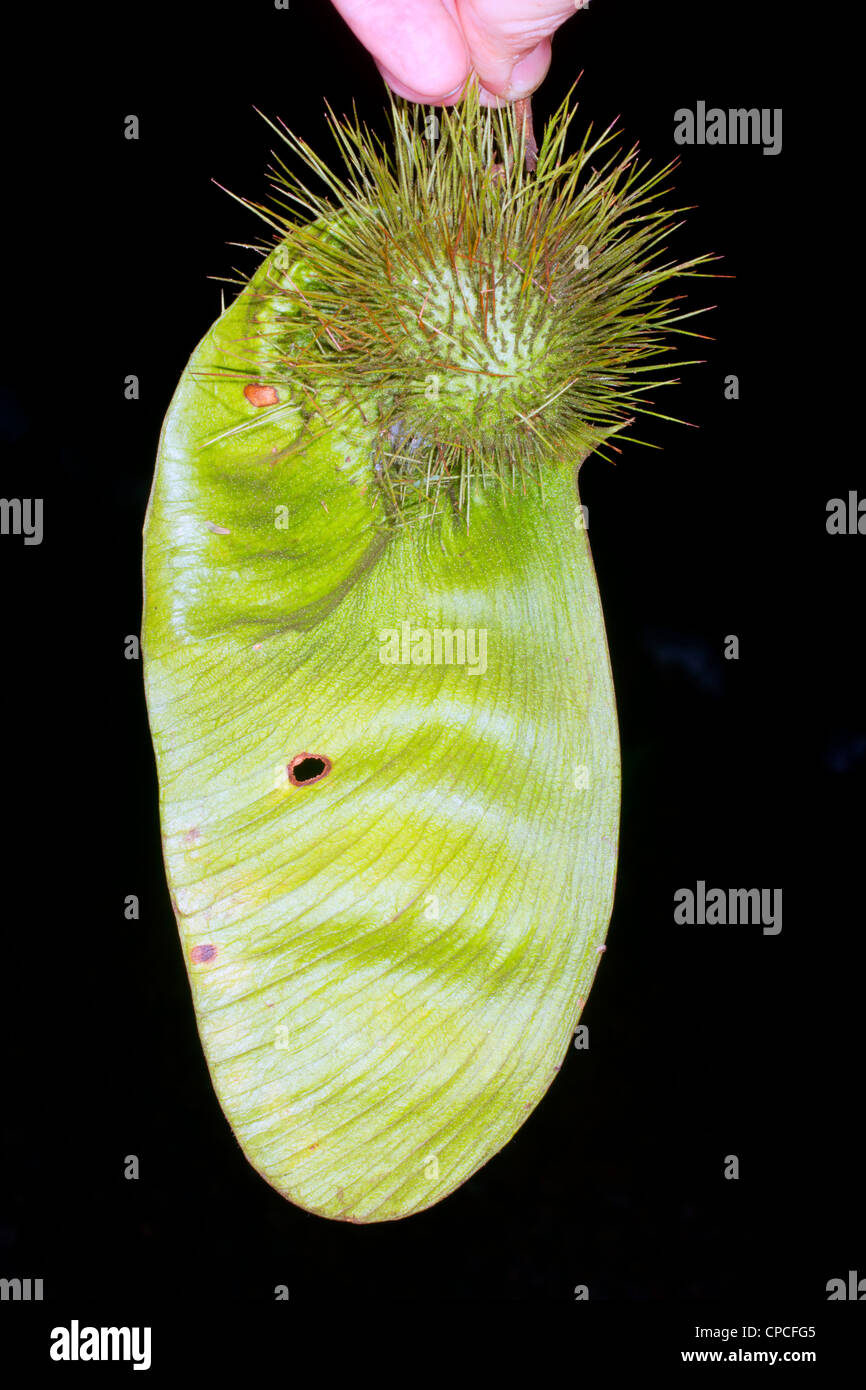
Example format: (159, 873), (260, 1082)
(457, 0), (583, 101)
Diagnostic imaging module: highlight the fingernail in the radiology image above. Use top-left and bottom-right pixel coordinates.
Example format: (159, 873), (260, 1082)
(503, 42), (551, 102)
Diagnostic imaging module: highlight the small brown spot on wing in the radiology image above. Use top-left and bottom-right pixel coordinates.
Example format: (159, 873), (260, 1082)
(191, 944), (217, 964)
(244, 383), (279, 407)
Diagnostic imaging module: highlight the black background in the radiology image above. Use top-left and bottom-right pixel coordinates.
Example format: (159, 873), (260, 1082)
(1, 0), (862, 1343)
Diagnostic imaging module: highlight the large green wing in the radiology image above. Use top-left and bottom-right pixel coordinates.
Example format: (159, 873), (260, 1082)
(142, 243), (620, 1222)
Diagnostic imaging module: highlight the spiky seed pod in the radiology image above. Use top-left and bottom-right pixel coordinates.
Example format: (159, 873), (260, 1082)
(142, 89), (713, 1223)
(231, 86), (713, 523)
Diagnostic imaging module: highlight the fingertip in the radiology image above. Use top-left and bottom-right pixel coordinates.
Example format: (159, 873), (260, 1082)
(503, 39), (553, 103)
(375, 60), (472, 107)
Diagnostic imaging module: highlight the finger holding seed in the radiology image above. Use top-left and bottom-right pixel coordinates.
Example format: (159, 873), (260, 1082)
(457, 0), (582, 102)
(329, 0), (585, 105)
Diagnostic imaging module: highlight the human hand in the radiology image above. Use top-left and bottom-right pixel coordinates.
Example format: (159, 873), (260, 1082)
(329, 0), (586, 106)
